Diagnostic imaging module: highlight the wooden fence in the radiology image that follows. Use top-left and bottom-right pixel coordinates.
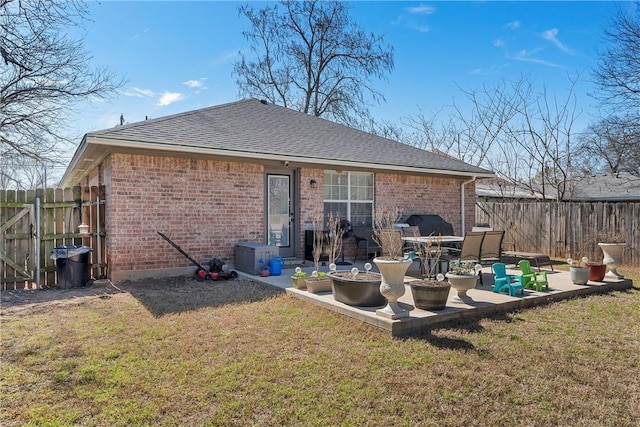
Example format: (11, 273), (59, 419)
(476, 200), (639, 268)
(0, 186), (106, 290)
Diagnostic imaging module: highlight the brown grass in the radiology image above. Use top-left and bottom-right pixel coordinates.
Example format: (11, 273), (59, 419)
(1, 268), (639, 426)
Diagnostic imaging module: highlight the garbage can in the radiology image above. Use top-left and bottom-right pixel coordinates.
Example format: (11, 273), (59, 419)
(51, 245), (92, 288)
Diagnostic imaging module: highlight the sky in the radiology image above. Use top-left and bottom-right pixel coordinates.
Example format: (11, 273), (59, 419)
(68, 1), (623, 151)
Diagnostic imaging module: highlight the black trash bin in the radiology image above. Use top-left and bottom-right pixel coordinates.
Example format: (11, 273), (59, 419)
(51, 245), (92, 288)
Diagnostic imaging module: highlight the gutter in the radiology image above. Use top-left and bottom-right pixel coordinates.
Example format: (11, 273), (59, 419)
(460, 176), (477, 234)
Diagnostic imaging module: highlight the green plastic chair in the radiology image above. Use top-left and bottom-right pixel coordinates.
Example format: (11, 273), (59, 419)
(518, 260), (549, 291)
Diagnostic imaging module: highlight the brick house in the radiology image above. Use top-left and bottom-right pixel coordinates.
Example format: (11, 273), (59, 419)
(60, 99), (494, 282)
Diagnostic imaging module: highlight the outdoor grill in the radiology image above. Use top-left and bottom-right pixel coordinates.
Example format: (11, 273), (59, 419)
(402, 214), (454, 236)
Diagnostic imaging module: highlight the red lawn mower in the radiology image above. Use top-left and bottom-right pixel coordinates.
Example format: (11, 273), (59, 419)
(157, 231), (238, 281)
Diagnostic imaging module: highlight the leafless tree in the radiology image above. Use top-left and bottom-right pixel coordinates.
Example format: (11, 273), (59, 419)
(233, 0), (394, 129)
(1, 0), (121, 188)
(404, 74), (583, 200)
(592, 2), (640, 111)
(577, 116), (640, 176)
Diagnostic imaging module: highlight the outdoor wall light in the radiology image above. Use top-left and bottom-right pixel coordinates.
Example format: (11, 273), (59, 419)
(310, 179), (318, 189)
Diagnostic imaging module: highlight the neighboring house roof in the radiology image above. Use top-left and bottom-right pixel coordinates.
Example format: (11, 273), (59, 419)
(567, 173), (640, 201)
(61, 98), (493, 186)
(476, 173), (640, 201)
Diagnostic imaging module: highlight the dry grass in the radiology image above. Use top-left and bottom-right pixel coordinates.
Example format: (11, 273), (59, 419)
(2, 269), (639, 426)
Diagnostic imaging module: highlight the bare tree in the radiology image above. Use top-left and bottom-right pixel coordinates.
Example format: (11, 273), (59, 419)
(1, 0), (121, 187)
(592, 2), (640, 111)
(577, 116), (640, 176)
(233, 0), (394, 128)
(404, 74), (583, 200)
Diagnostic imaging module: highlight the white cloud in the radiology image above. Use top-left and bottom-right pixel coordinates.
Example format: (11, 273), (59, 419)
(507, 20), (520, 30)
(542, 28), (572, 54)
(406, 5), (436, 15)
(494, 38), (505, 48)
(122, 87), (154, 98)
(183, 79), (205, 88)
(511, 49), (562, 68)
(157, 92), (184, 106)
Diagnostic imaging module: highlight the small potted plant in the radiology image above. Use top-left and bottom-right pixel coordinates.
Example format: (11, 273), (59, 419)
(305, 215), (332, 293)
(408, 234), (451, 311)
(446, 260), (481, 299)
(581, 240), (606, 282)
(567, 257), (589, 285)
(291, 267), (307, 289)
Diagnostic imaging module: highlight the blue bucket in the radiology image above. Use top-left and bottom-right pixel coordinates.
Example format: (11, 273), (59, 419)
(269, 256), (285, 276)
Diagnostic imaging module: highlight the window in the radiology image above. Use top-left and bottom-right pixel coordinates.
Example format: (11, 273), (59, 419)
(323, 171), (374, 226)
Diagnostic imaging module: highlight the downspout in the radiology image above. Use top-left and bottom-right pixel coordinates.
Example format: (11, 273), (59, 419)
(460, 176), (477, 235)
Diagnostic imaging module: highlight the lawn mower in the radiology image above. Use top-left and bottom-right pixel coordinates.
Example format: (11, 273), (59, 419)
(157, 231), (238, 281)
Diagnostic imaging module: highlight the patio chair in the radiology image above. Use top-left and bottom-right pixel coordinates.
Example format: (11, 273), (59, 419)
(517, 259), (549, 291)
(492, 262), (524, 296)
(480, 230), (505, 264)
(444, 231), (485, 284)
(352, 227), (381, 262)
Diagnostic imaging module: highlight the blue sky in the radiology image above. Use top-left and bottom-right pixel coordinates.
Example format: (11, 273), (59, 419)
(70, 1), (621, 143)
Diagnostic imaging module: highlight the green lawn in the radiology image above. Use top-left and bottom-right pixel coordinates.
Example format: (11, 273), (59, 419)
(2, 268), (639, 426)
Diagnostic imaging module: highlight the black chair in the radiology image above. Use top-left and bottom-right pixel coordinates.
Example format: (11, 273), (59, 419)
(336, 220), (353, 265)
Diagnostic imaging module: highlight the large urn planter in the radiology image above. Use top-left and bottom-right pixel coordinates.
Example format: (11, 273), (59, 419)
(569, 266), (589, 285)
(598, 243), (626, 279)
(410, 279), (451, 311)
(329, 271), (385, 307)
(445, 273), (477, 299)
(373, 258), (412, 319)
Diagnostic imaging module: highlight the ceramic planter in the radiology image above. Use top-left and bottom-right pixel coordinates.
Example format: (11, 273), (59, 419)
(585, 263), (606, 282)
(569, 266), (589, 285)
(373, 258), (412, 319)
(305, 277), (332, 293)
(291, 276), (307, 289)
(445, 273), (477, 298)
(598, 242), (626, 279)
(410, 280), (451, 311)
(328, 271), (385, 307)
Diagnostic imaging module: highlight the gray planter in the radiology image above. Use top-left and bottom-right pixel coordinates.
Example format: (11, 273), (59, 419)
(329, 271), (386, 307)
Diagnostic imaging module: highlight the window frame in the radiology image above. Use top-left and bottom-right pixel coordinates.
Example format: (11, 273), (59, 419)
(323, 170), (374, 227)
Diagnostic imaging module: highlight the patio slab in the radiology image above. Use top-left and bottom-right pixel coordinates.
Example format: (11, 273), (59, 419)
(238, 261), (633, 337)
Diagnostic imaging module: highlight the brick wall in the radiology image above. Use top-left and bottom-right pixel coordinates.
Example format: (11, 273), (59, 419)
(374, 173), (475, 235)
(105, 154), (264, 279)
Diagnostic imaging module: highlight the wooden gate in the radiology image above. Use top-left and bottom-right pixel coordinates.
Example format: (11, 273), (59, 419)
(0, 186), (106, 290)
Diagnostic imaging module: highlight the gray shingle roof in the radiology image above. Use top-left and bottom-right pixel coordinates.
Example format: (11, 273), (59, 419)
(85, 98), (493, 176)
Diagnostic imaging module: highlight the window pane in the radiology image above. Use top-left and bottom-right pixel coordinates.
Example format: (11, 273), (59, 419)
(324, 202), (348, 224)
(350, 203), (373, 227)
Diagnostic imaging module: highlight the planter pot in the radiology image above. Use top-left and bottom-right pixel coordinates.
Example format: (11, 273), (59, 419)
(598, 242), (626, 279)
(291, 276), (307, 290)
(569, 266), (589, 285)
(445, 273), (477, 299)
(373, 258), (413, 319)
(410, 280), (451, 311)
(305, 277), (332, 293)
(585, 263), (606, 282)
(328, 271), (385, 307)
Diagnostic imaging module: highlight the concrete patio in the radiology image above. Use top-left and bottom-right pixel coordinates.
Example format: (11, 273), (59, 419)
(239, 260), (633, 337)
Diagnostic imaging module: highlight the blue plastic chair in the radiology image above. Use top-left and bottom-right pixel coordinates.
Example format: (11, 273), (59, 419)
(492, 263), (524, 296)
(518, 260), (549, 291)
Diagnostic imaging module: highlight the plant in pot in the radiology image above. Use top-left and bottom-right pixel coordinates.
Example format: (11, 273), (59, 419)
(305, 215), (332, 293)
(326, 214), (385, 307)
(597, 231), (626, 279)
(446, 260), (482, 299)
(372, 209), (414, 319)
(291, 267), (307, 289)
(408, 233), (451, 311)
(581, 239), (606, 282)
(567, 257), (589, 285)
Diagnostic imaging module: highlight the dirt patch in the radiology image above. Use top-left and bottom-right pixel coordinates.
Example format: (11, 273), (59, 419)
(0, 275), (284, 317)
